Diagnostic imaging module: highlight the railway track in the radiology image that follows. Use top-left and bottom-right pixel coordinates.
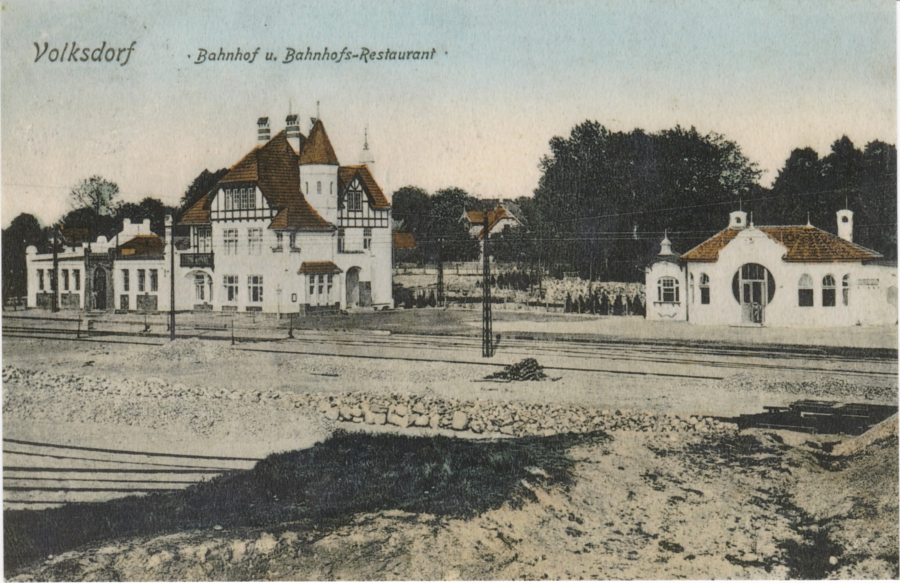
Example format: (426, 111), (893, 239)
(3, 438), (258, 511)
(4, 320), (897, 382)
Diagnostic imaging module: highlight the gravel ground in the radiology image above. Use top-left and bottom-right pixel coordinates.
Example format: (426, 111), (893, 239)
(3, 336), (898, 580)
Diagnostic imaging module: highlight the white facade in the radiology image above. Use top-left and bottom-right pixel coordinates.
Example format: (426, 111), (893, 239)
(646, 211), (897, 327)
(26, 218), (172, 313)
(25, 117), (395, 316)
(177, 116), (393, 314)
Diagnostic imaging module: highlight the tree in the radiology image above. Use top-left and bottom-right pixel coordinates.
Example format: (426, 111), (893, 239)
(2, 214), (45, 302)
(69, 176), (120, 215)
(180, 168), (229, 212)
(426, 187), (479, 263)
(116, 197), (176, 235)
(529, 121), (761, 282)
(768, 138), (896, 260)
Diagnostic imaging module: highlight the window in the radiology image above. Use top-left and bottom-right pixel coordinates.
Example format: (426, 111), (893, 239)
(363, 227), (372, 250)
(62, 269), (69, 291)
(224, 275), (239, 302)
(290, 232), (299, 251)
(248, 275), (263, 303)
(305, 182), (308, 194)
(248, 228), (263, 255)
(224, 229), (238, 255)
(195, 274), (206, 301)
(275, 232), (283, 250)
(38, 270), (44, 291)
(138, 269), (146, 292)
(317, 181), (322, 194)
(122, 269), (130, 292)
(150, 269), (158, 292)
(73, 270), (80, 291)
(822, 275), (836, 307)
(349, 191), (363, 211)
(318, 274), (324, 295)
(657, 277), (679, 303)
(699, 273), (710, 305)
(327, 274), (333, 295)
(195, 226), (212, 252)
(798, 274), (813, 307)
(309, 274), (315, 296)
(842, 274), (850, 306)
(337, 228), (345, 253)
(225, 189), (232, 210)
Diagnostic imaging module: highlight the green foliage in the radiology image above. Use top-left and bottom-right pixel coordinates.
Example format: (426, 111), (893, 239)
(765, 138), (896, 260)
(179, 168), (229, 211)
(391, 185), (480, 263)
(68, 176), (119, 215)
(526, 121), (761, 281)
(2, 214), (45, 301)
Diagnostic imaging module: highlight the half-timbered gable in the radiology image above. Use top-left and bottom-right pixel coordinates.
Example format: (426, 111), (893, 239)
(337, 165), (391, 229)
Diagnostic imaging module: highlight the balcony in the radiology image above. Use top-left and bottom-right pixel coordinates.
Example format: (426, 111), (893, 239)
(181, 252), (214, 269)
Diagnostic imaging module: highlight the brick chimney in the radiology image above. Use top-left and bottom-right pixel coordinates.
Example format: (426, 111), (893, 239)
(257, 117), (270, 143)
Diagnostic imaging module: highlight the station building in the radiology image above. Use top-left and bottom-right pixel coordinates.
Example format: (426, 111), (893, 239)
(645, 209), (897, 327)
(25, 115), (394, 315)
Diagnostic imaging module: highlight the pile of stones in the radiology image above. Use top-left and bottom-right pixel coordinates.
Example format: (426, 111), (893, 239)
(299, 391), (738, 438)
(484, 358), (548, 382)
(3, 366), (738, 440)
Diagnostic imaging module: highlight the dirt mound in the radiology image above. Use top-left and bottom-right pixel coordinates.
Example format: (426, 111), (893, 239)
(831, 413), (899, 457)
(139, 339), (234, 366)
(485, 358), (548, 381)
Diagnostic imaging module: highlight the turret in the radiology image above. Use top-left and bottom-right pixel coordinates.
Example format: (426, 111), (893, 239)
(729, 210), (747, 229)
(298, 118), (340, 224)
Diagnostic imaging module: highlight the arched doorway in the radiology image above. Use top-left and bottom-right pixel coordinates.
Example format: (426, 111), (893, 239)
(92, 268), (107, 311)
(186, 270), (212, 309)
(346, 266), (361, 308)
(731, 263), (775, 324)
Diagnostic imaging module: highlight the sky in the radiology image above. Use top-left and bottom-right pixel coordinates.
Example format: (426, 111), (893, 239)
(1, 0), (896, 228)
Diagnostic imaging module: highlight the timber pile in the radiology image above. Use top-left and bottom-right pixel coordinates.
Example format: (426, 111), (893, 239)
(485, 358), (548, 381)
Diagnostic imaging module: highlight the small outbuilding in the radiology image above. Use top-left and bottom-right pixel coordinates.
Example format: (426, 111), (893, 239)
(645, 209), (897, 327)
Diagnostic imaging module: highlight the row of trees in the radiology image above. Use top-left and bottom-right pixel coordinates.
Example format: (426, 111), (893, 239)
(394, 122), (896, 283)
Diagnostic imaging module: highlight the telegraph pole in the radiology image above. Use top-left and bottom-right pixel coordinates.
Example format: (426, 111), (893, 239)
(51, 227), (59, 313)
(482, 214), (493, 357)
(437, 237), (444, 307)
(167, 215), (176, 341)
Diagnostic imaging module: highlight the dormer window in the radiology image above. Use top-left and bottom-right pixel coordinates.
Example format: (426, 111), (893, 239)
(349, 191), (363, 211)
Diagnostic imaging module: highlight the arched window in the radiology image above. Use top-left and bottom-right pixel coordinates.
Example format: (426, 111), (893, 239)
(798, 274), (813, 307)
(657, 277), (679, 303)
(699, 273), (710, 305)
(842, 274), (850, 306)
(822, 275), (836, 307)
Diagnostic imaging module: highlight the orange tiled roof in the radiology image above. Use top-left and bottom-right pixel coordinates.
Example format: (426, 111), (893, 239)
(298, 119), (339, 165)
(187, 131), (331, 231)
(269, 199), (332, 231)
(467, 205), (515, 239)
(392, 231), (416, 249)
(681, 226), (882, 263)
(180, 191), (212, 224)
(220, 131), (302, 209)
(338, 165), (391, 210)
(759, 226), (882, 263)
(680, 228), (741, 262)
(298, 261), (343, 275)
(117, 234), (163, 257)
